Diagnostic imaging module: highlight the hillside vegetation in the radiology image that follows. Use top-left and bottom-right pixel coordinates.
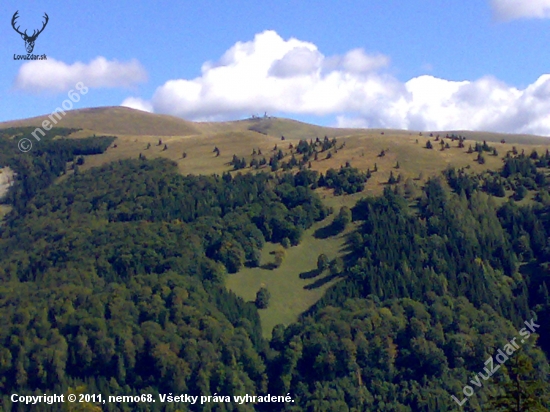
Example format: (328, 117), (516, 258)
(3, 107), (549, 198)
(0, 113), (550, 410)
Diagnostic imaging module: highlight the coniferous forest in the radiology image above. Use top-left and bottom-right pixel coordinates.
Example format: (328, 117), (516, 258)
(0, 127), (550, 411)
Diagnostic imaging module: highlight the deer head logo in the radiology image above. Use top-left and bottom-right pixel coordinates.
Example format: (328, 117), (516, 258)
(11, 11), (49, 54)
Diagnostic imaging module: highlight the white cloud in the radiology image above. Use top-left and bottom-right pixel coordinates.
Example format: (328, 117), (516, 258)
(128, 30), (550, 136)
(324, 48), (390, 74)
(269, 47), (323, 78)
(15, 57), (147, 92)
(491, 0), (550, 21)
(121, 97), (154, 113)
(149, 31), (396, 121)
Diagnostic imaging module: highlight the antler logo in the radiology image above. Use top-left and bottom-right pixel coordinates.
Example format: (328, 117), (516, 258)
(11, 11), (49, 54)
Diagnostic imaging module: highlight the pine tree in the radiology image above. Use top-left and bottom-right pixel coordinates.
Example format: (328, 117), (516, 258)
(255, 287), (271, 309)
(488, 350), (550, 411)
(317, 254), (329, 273)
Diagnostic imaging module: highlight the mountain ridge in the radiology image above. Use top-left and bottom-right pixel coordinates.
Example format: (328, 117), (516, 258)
(1, 105), (549, 144)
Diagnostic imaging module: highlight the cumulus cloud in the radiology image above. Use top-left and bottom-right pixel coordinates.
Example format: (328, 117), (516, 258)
(15, 57), (147, 92)
(128, 30), (550, 136)
(149, 31), (396, 121)
(269, 47), (323, 78)
(491, 0), (550, 21)
(324, 48), (390, 74)
(121, 97), (154, 113)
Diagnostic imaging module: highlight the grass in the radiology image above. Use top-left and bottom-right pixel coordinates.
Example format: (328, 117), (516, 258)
(226, 216), (354, 338)
(433, 129), (550, 145)
(68, 128), (550, 199)
(0, 106), (200, 137)
(3, 108), (549, 197)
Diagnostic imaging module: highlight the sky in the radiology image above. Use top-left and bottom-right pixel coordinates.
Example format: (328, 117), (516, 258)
(2, 0), (550, 135)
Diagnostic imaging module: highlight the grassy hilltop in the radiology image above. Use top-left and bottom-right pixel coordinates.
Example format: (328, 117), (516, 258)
(2, 106), (548, 196)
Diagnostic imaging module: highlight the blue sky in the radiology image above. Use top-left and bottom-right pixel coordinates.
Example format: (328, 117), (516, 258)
(2, 0), (550, 134)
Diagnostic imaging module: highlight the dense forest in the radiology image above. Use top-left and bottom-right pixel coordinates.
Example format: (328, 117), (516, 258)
(0, 127), (549, 411)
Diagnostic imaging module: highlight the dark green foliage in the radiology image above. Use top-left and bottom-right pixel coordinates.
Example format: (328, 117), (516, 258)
(484, 176), (506, 197)
(515, 185), (528, 200)
(2, 127), (550, 412)
(320, 136), (337, 152)
(444, 167), (479, 198)
(321, 165), (368, 195)
(281, 237), (291, 249)
(255, 287), (271, 309)
(333, 206), (352, 233)
(317, 254), (329, 272)
(329, 256), (344, 275)
(1, 131), (114, 213)
(488, 349), (550, 410)
(317, 178), (527, 323)
(296, 139), (314, 156)
(294, 169), (319, 188)
(231, 154), (247, 170)
(269, 296), (550, 410)
(0, 152), (330, 406)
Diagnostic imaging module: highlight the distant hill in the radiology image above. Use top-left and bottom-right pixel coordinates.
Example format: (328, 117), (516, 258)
(433, 129), (550, 145)
(0, 106), (200, 137)
(1, 107), (550, 195)
(1, 106), (548, 144)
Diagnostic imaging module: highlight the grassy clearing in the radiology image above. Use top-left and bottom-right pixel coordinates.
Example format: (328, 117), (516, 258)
(226, 216), (354, 338)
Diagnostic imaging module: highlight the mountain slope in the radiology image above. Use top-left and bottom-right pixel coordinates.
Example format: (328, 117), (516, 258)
(0, 106), (201, 137)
